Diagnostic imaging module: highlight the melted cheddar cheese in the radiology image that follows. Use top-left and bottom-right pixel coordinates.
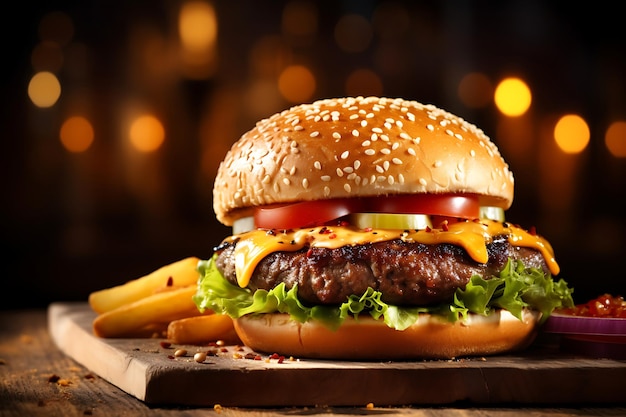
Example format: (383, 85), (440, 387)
(223, 220), (560, 288)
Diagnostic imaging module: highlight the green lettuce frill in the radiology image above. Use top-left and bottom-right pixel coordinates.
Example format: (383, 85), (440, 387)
(193, 254), (574, 331)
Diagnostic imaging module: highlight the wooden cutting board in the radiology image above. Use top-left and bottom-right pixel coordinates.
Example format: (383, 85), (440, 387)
(48, 302), (626, 407)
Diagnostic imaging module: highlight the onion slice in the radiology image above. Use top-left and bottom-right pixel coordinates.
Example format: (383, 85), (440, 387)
(543, 313), (626, 336)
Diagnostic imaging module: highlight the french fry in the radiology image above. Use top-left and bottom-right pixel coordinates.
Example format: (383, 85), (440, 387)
(89, 257), (200, 314)
(93, 285), (205, 338)
(167, 314), (241, 345)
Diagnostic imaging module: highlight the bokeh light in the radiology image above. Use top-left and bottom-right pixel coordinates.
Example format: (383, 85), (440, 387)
(278, 65), (316, 103)
(178, 0), (218, 79)
(345, 68), (383, 97)
(458, 72), (493, 109)
(60, 116), (95, 153)
(38, 11), (74, 45)
(129, 115), (165, 152)
(605, 120), (626, 158)
(334, 14), (372, 53)
(553, 114), (590, 154)
(494, 77), (532, 117)
(28, 71), (62, 108)
(281, 0), (318, 44)
(31, 41), (64, 73)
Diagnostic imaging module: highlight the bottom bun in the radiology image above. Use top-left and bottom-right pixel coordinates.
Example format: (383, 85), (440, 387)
(233, 309), (541, 360)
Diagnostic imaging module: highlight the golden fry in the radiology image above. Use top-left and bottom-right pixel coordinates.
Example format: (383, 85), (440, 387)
(89, 257), (200, 314)
(167, 314), (241, 345)
(93, 285), (204, 338)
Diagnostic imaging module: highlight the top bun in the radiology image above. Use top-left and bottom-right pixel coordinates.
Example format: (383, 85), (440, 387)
(214, 96), (514, 226)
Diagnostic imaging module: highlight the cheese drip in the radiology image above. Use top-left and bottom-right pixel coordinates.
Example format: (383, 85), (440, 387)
(226, 220), (560, 288)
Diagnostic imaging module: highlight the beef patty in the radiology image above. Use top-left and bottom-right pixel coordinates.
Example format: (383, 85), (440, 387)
(214, 236), (549, 306)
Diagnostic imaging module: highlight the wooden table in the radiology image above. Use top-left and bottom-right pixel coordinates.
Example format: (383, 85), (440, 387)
(1, 308), (625, 417)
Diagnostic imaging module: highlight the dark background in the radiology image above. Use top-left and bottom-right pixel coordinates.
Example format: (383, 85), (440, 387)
(2, 0), (625, 310)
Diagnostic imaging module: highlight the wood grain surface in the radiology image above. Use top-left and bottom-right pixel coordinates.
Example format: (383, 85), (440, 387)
(46, 302), (626, 408)
(2, 307), (626, 417)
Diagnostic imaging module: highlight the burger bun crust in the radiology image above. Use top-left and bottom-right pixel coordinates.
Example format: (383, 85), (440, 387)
(214, 96), (514, 226)
(233, 309), (541, 360)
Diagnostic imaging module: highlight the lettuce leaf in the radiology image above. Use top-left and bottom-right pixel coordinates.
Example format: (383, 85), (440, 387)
(193, 254), (574, 331)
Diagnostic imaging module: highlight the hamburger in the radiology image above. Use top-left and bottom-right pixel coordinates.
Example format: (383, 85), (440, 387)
(194, 96), (574, 360)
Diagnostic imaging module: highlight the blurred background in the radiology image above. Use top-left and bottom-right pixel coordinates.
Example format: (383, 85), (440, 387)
(3, 0), (625, 310)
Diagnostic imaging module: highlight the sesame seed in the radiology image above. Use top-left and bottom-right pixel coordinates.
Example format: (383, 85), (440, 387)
(371, 133), (378, 141)
(392, 157), (403, 165)
(310, 131), (320, 138)
(361, 140), (371, 147)
(344, 184), (352, 193)
(384, 122), (392, 129)
(343, 166), (354, 173)
(392, 142), (399, 150)
(470, 149), (476, 157)
(419, 178), (428, 186)
(433, 160), (442, 168)
(352, 129), (360, 137)
(399, 132), (411, 140)
(302, 178), (309, 188)
(445, 129), (454, 136)
(383, 161), (390, 171)
(262, 175), (271, 184)
(332, 132), (342, 140)
(324, 186), (330, 196)
(376, 165), (384, 173)
(294, 125), (304, 131)
(398, 173), (405, 184)
(364, 149), (375, 156)
(380, 134), (389, 142)
(336, 168), (344, 177)
(282, 178), (291, 185)
(380, 148), (391, 154)
(407, 148), (416, 156)
(427, 124), (434, 131)
(314, 161), (322, 170)
(361, 120), (368, 127)
(372, 127), (383, 134)
(321, 175), (331, 181)
(341, 151), (349, 159)
(350, 114), (359, 120)
(455, 133), (463, 140)
(353, 160), (361, 170)
(366, 112), (374, 118)
(388, 175), (395, 185)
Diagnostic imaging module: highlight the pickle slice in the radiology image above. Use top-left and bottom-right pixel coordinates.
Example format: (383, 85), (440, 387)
(349, 213), (433, 230)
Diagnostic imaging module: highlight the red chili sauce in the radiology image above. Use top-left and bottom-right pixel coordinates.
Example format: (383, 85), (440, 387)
(558, 293), (626, 318)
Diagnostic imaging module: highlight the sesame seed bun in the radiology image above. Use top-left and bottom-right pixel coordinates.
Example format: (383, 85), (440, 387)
(233, 309), (541, 360)
(213, 96), (514, 226)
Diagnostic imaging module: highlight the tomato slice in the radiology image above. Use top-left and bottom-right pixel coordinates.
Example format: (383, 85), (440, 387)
(254, 199), (361, 229)
(372, 194), (480, 219)
(252, 194), (481, 230)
